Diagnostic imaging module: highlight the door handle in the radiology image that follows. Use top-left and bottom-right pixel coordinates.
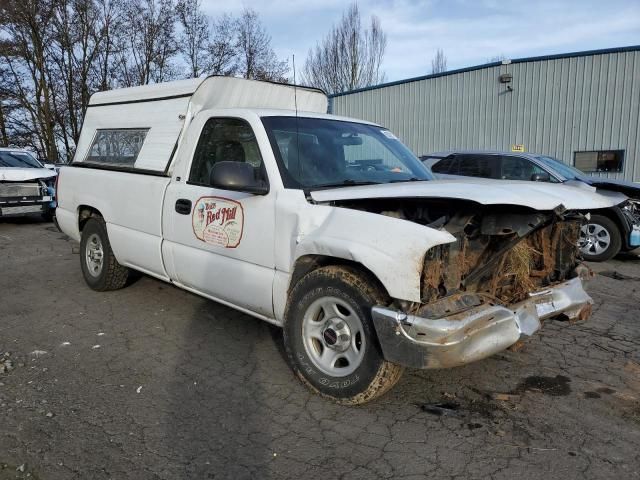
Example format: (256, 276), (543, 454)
(175, 198), (192, 215)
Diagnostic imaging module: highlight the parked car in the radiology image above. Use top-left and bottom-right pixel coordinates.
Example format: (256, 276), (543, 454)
(57, 77), (606, 404)
(0, 147), (57, 220)
(422, 151), (640, 262)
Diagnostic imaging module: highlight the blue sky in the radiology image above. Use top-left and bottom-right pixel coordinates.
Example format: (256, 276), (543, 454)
(201, 0), (640, 82)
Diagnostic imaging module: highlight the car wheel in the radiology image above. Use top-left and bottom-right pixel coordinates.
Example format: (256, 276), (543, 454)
(283, 266), (404, 404)
(80, 217), (129, 291)
(578, 214), (621, 262)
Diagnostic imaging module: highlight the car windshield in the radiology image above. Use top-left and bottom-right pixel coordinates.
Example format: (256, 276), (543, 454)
(261, 116), (434, 189)
(0, 151), (42, 168)
(535, 155), (584, 181)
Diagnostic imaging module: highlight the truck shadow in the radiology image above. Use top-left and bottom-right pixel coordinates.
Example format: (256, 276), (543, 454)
(163, 300), (296, 479)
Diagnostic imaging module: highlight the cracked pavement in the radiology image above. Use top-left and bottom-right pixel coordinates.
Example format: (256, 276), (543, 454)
(0, 218), (639, 479)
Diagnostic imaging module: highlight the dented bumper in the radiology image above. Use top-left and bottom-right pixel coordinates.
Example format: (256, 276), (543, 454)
(371, 277), (593, 369)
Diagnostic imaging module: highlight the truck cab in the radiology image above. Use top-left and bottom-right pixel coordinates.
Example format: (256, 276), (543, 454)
(57, 77), (602, 403)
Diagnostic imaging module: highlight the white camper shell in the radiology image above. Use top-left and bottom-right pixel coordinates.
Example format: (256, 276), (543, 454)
(57, 76), (603, 404)
(75, 76), (327, 173)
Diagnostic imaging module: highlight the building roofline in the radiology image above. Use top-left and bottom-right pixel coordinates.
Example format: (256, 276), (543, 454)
(329, 44), (640, 98)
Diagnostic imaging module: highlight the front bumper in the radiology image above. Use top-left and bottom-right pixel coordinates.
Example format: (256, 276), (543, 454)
(0, 201), (51, 217)
(371, 276), (593, 369)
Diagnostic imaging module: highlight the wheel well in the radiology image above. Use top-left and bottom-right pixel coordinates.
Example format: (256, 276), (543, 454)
(78, 206), (103, 231)
(590, 208), (624, 235)
(289, 255), (389, 298)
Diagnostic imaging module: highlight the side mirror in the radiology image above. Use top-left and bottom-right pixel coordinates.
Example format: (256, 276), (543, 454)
(531, 172), (550, 182)
(209, 161), (269, 195)
(44, 163), (56, 170)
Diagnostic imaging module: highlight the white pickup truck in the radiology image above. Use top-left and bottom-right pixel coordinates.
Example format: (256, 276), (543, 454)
(57, 77), (613, 404)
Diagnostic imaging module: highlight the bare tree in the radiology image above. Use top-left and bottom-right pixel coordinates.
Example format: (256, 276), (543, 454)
(430, 48), (447, 74)
(207, 13), (237, 76)
(0, 0), (60, 160)
(92, 0), (128, 92)
(119, 0), (179, 86)
(302, 3), (386, 94)
(176, 0), (209, 77)
(487, 54), (507, 63)
(234, 8), (288, 82)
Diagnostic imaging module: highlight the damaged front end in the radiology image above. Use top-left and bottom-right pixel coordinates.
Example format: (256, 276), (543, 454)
(0, 179), (55, 217)
(339, 198), (594, 369)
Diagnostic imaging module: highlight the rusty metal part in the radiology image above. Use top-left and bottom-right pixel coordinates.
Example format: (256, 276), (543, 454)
(421, 217), (582, 306)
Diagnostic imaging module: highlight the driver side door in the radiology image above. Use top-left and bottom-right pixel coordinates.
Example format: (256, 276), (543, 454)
(162, 116), (276, 319)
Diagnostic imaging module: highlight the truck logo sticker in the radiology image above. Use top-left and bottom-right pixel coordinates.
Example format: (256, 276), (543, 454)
(192, 196), (244, 248)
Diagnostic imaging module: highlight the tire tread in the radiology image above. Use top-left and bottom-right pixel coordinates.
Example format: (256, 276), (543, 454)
(81, 216), (129, 291)
(284, 265), (403, 405)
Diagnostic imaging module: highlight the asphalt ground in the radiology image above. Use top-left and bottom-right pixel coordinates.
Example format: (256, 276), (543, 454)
(1, 217), (639, 479)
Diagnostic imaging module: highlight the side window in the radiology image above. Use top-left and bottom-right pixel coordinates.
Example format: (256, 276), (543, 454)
(85, 128), (149, 166)
(431, 156), (454, 173)
(500, 155), (547, 181)
(574, 150), (624, 173)
(456, 154), (498, 178)
(189, 118), (264, 185)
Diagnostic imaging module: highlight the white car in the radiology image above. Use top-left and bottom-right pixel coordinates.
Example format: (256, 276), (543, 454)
(0, 148), (57, 219)
(56, 77), (607, 403)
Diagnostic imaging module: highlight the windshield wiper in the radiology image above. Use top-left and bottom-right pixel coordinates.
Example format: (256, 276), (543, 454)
(312, 180), (382, 189)
(388, 177), (426, 183)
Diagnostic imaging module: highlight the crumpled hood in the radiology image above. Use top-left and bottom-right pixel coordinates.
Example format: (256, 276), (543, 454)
(310, 178), (628, 211)
(0, 167), (57, 182)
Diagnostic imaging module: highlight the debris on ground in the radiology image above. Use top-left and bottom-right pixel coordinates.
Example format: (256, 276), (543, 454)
(419, 402), (461, 416)
(0, 353), (13, 374)
(512, 375), (572, 397)
(491, 393), (521, 402)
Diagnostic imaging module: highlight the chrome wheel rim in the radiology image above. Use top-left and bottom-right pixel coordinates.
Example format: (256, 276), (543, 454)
(579, 223), (611, 256)
(85, 233), (104, 277)
(302, 296), (366, 377)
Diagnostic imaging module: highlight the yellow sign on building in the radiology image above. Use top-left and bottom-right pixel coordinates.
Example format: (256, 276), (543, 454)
(511, 144), (525, 152)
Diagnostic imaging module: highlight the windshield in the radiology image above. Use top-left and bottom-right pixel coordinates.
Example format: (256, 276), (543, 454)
(261, 116), (434, 189)
(535, 155), (584, 180)
(0, 151), (42, 168)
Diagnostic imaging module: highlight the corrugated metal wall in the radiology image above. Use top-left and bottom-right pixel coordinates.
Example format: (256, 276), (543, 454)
(331, 50), (640, 181)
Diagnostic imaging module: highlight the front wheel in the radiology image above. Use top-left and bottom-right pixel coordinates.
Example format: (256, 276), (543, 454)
(80, 217), (130, 291)
(578, 214), (621, 262)
(283, 266), (403, 404)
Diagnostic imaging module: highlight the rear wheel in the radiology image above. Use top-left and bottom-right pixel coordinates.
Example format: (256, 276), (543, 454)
(578, 214), (621, 262)
(80, 217), (129, 291)
(283, 266), (403, 404)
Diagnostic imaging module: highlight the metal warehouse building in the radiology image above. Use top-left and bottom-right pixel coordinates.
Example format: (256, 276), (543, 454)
(330, 46), (640, 181)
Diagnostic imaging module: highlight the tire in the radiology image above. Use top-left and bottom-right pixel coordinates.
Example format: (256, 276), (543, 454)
(41, 210), (54, 222)
(283, 266), (404, 404)
(80, 217), (129, 291)
(578, 214), (622, 262)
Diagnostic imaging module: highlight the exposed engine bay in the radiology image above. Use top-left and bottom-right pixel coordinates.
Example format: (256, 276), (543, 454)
(332, 198), (584, 316)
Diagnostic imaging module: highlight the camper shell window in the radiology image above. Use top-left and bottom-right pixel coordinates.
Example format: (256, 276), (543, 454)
(85, 128), (149, 166)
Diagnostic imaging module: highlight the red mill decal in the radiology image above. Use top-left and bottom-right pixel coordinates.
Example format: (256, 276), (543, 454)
(192, 197), (244, 248)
